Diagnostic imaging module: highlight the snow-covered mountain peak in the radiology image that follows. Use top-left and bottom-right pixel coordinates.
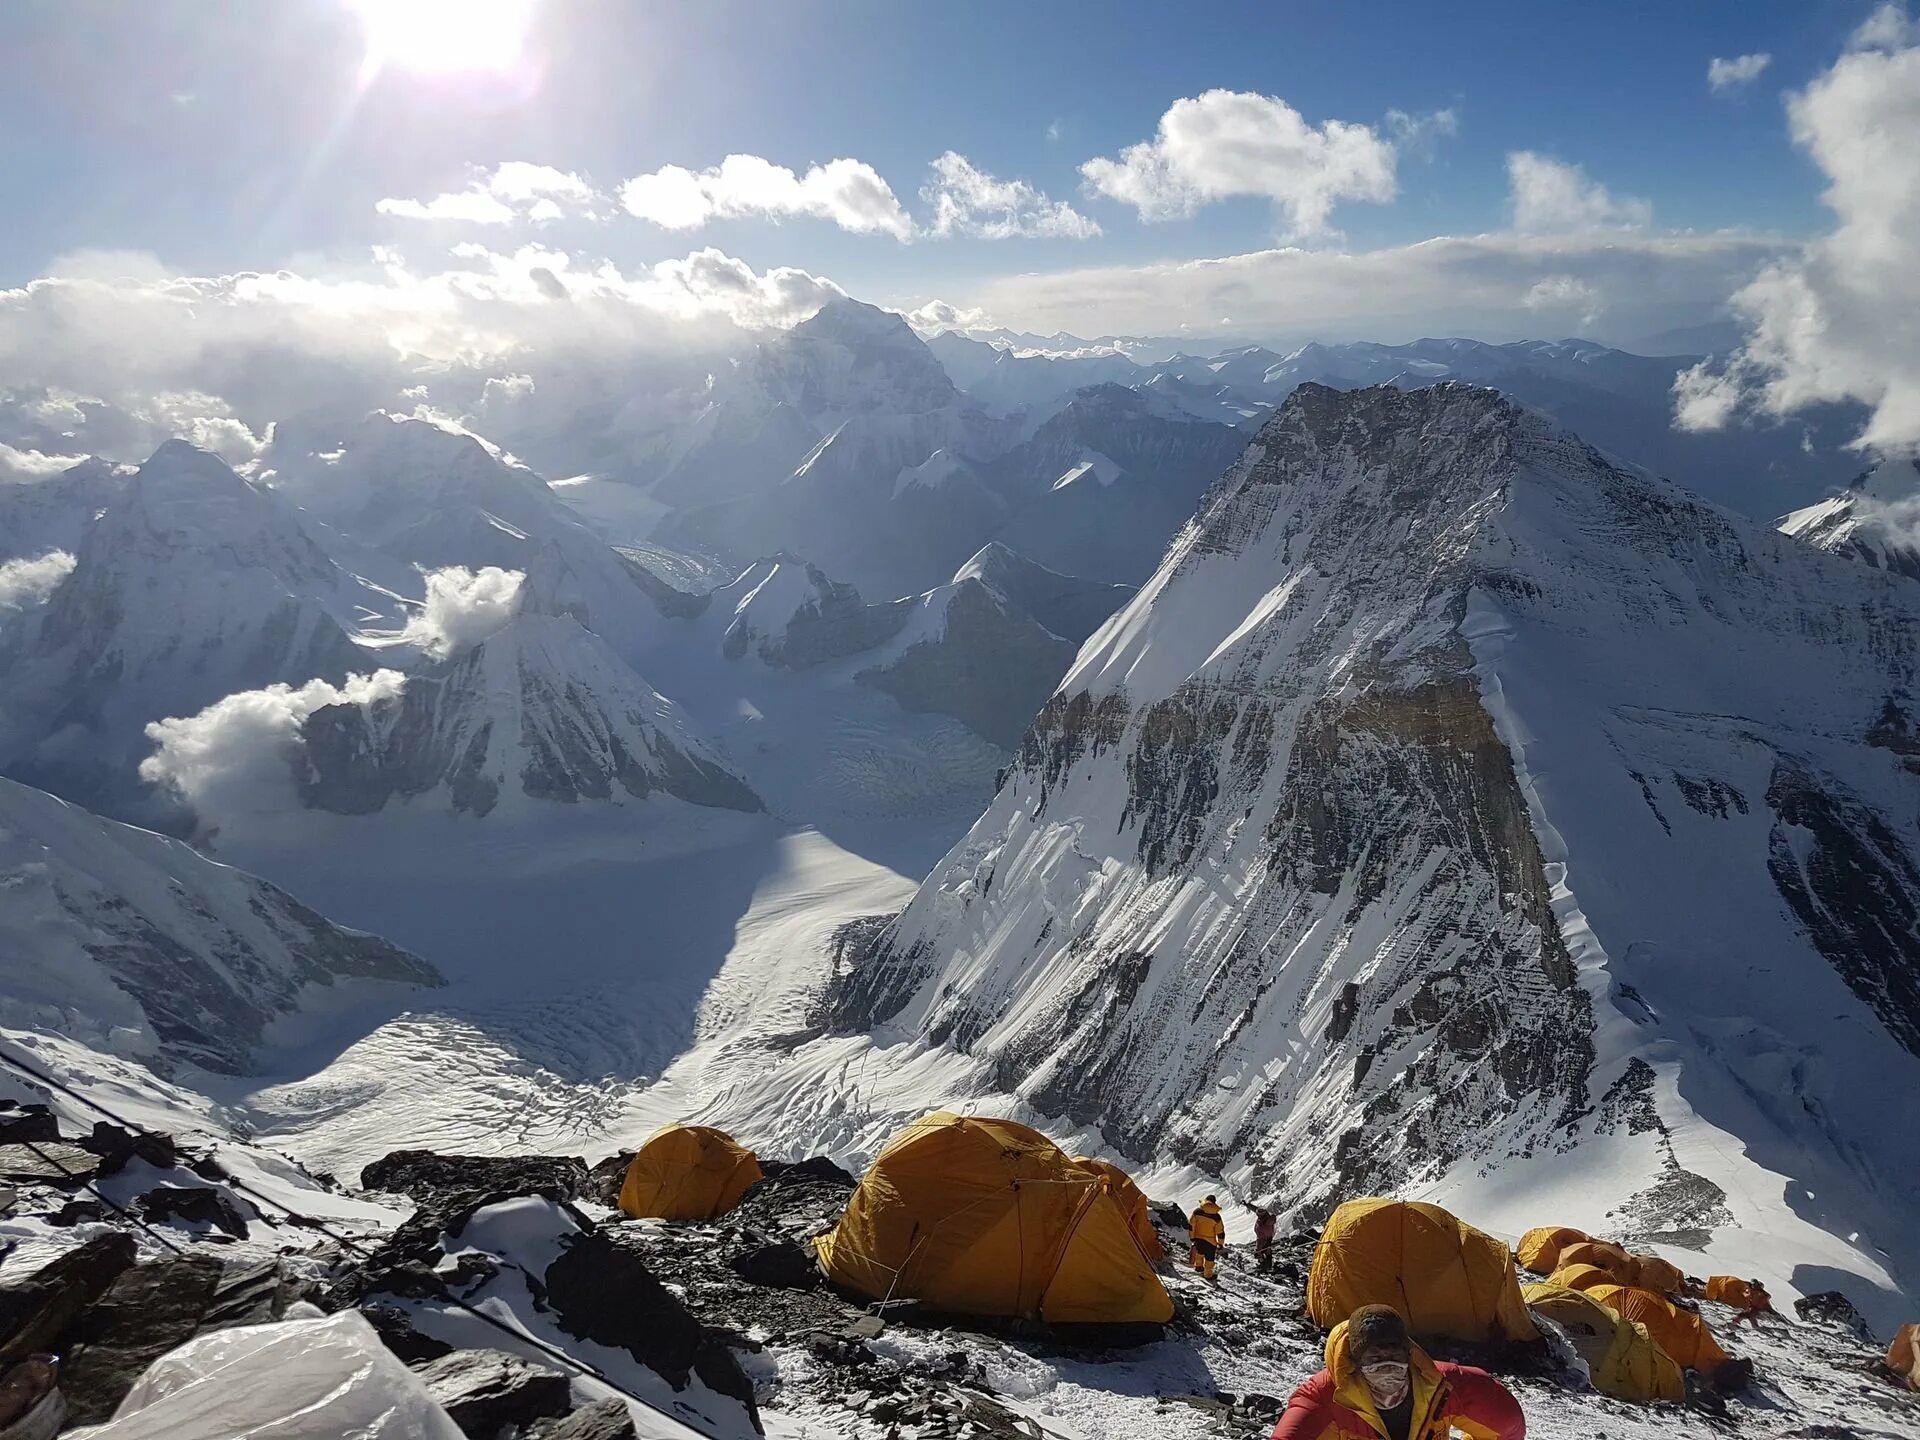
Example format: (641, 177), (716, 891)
(829, 378), (1920, 1314)
(1779, 458), (1920, 582)
(107, 439), (338, 583)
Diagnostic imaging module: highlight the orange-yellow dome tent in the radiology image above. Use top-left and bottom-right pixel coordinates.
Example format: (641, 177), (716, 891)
(1545, 1263), (1616, 1294)
(1522, 1282), (1684, 1403)
(1888, 1323), (1920, 1390)
(618, 1124), (763, 1221)
(1516, 1225), (1594, 1275)
(1585, 1283), (1731, 1373)
(1628, 1254), (1688, 1296)
(814, 1112), (1173, 1325)
(1305, 1198), (1538, 1344)
(1555, 1239), (1636, 1282)
(1073, 1155), (1165, 1262)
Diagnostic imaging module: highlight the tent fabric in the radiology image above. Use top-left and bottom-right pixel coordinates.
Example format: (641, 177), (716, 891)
(1585, 1283), (1731, 1372)
(1515, 1225), (1593, 1275)
(1702, 1275), (1768, 1310)
(1554, 1240), (1635, 1281)
(1305, 1198), (1538, 1344)
(1523, 1282), (1685, 1403)
(618, 1124), (763, 1221)
(1546, 1263), (1615, 1294)
(1888, 1323), (1920, 1391)
(813, 1112), (1173, 1325)
(1072, 1156), (1164, 1261)
(1628, 1255), (1688, 1296)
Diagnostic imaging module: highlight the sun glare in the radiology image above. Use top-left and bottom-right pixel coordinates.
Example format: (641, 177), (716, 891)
(351, 0), (536, 79)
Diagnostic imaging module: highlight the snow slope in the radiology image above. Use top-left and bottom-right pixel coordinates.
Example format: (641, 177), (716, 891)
(0, 773), (439, 1075)
(823, 382), (1920, 1334)
(1779, 458), (1920, 582)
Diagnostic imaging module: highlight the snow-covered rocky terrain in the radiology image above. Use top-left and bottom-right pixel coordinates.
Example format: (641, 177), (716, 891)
(1780, 458), (1920, 582)
(824, 382), (1920, 1335)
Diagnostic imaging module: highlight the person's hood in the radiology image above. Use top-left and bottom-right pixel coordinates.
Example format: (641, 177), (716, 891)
(1325, 1320), (1445, 1433)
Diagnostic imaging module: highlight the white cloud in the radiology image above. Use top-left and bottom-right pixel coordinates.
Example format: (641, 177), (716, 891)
(921, 153), (1100, 239)
(378, 162), (601, 226)
(140, 670), (407, 818)
(902, 298), (995, 333)
(1079, 89), (1414, 236)
(0, 440), (84, 482)
(1507, 152), (1652, 232)
(1851, 3), (1917, 50)
(401, 565), (524, 657)
(1708, 53), (1772, 91)
(0, 549), (76, 611)
(968, 229), (1781, 345)
(1522, 274), (1603, 327)
(620, 155), (914, 240)
(1674, 27), (1920, 453)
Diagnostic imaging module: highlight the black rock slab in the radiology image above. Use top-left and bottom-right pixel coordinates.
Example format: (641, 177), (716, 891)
(415, 1348), (574, 1438)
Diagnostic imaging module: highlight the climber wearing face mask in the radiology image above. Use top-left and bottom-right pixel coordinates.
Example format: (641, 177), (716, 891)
(1268, 1305), (1526, 1440)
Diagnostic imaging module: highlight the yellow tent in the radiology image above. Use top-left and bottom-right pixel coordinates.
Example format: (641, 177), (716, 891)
(1545, 1263), (1615, 1294)
(1305, 1198), (1538, 1343)
(1073, 1156), (1165, 1262)
(1556, 1240), (1636, 1281)
(1523, 1282), (1684, 1403)
(814, 1112), (1173, 1325)
(618, 1124), (763, 1221)
(1516, 1225), (1593, 1275)
(1586, 1283), (1731, 1373)
(1702, 1275), (1769, 1311)
(1628, 1254), (1688, 1296)
(1888, 1323), (1920, 1391)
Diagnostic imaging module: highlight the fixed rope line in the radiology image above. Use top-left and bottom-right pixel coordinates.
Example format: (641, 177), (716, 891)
(0, 1044), (728, 1439)
(5, 1133), (191, 1259)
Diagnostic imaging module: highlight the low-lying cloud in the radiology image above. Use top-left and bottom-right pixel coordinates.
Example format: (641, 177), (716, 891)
(402, 565), (525, 658)
(140, 670), (407, 819)
(0, 550), (77, 611)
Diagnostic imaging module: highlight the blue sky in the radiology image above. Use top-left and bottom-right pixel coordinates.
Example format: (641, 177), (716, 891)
(0, 0), (1865, 299)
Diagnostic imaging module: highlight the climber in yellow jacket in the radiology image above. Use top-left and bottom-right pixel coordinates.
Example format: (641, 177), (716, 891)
(1190, 1195), (1226, 1282)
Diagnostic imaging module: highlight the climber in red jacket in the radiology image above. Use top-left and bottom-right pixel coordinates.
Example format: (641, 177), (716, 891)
(1270, 1305), (1525, 1440)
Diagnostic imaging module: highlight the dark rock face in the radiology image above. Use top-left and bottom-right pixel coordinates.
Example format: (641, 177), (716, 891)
(135, 1185), (252, 1239)
(857, 580), (1075, 749)
(57, 1256), (223, 1425)
(0, 1234), (137, 1364)
(584, 1152), (634, 1207)
(531, 1399), (641, 1439)
(1766, 760), (1920, 1055)
(361, 1150), (590, 1208)
(543, 1230), (760, 1427)
(1793, 1290), (1875, 1343)
(0, 1106), (58, 1146)
(415, 1348), (574, 1439)
(362, 1302), (456, 1364)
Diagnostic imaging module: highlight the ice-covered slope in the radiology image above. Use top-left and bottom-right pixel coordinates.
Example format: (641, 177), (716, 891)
(0, 773), (439, 1074)
(1779, 459), (1920, 581)
(827, 382), (1920, 1315)
(0, 440), (398, 823)
(0, 456), (132, 560)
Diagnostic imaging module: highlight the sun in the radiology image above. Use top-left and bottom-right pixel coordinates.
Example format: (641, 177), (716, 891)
(350, 0), (537, 79)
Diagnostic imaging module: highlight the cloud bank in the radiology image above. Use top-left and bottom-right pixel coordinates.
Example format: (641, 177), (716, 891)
(1675, 15), (1920, 453)
(140, 670), (407, 819)
(621, 155), (914, 239)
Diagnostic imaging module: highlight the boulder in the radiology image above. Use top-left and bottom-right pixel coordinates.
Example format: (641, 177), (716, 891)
(78, 1122), (177, 1176)
(361, 1150), (590, 1208)
(414, 1348), (573, 1439)
(585, 1153), (634, 1208)
(0, 1142), (99, 1187)
(0, 1234), (136, 1363)
(57, 1256), (223, 1425)
(361, 1303), (455, 1365)
(0, 1107), (58, 1146)
(136, 1185), (252, 1239)
(530, 1399), (640, 1439)
(543, 1230), (759, 1427)
(727, 1239), (821, 1291)
(46, 1199), (105, 1228)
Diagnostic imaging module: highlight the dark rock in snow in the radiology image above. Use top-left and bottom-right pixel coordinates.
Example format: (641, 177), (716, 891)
(47, 1198), (106, 1227)
(80, 1122), (178, 1175)
(361, 1149), (590, 1207)
(0, 1141), (99, 1186)
(0, 1107), (59, 1146)
(543, 1230), (760, 1427)
(136, 1185), (252, 1239)
(415, 1348), (574, 1439)
(0, 1234), (136, 1363)
(1794, 1290), (1876, 1342)
(530, 1398), (640, 1439)
(362, 1302), (455, 1364)
(727, 1239), (820, 1291)
(57, 1255), (224, 1425)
